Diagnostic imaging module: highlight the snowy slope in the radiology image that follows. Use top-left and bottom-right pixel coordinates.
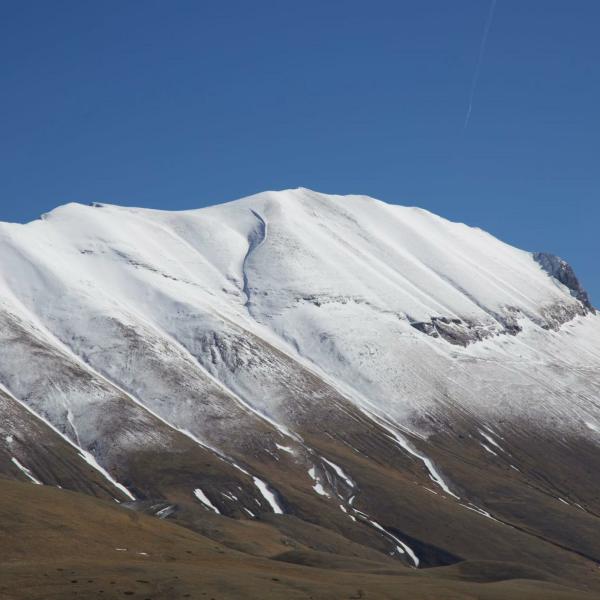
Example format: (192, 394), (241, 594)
(0, 188), (595, 442)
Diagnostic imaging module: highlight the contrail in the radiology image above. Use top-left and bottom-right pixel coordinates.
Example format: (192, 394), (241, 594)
(464, 0), (497, 129)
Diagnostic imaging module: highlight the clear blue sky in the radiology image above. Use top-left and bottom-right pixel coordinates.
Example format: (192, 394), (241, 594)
(1, 1), (598, 301)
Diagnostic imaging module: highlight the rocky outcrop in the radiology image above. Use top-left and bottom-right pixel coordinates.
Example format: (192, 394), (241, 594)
(410, 317), (498, 346)
(534, 252), (594, 312)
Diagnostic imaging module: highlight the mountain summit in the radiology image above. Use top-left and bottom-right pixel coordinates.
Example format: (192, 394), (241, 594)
(1, 189), (599, 598)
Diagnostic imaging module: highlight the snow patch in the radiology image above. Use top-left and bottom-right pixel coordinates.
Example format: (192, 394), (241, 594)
(460, 503), (499, 522)
(364, 518), (419, 567)
(78, 450), (135, 501)
(155, 505), (175, 519)
(321, 457), (355, 488)
(193, 488), (220, 514)
(365, 410), (458, 498)
(275, 443), (294, 455)
(252, 477), (284, 514)
(11, 457), (42, 485)
(586, 422), (600, 434)
(481, 443), (498, 457)
(479, 430), (505, 453)
(308, 466), (330, 497)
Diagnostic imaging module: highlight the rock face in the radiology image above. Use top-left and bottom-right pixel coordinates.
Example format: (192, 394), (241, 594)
(0, 188), (599, 598)
(534, 251), (594, 311)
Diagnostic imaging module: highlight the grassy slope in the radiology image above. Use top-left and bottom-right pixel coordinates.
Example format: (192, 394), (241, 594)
(1, 479), (598, 600)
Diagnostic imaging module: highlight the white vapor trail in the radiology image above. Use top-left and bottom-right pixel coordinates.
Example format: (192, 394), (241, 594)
(464, 0), (497, 129)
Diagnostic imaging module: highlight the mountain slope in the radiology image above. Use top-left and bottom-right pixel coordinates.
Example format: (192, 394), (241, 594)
(0, 188), (599, 597)
(5, 479), (598, 600)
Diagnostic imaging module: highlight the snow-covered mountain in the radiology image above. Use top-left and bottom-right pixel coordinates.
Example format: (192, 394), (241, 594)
(1, 188), (599, 589)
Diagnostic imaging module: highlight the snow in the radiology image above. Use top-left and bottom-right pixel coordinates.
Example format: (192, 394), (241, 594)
(252, 477), (284, 514)
(479, 430), (504, 453)
(312, 482), (327, 496)
(229, 463), (248, 476)
(0, 381), (135, 500)
(275, 443), (294, 455)
(348, 499), (419, 565)
(308, 466), (330, 497)
(193, 488), (220, 514)
(11, 457), (42, 485)
(0, 188), (598, 513)
(481, 443), (498, 457)
(321, 457), (355, 488)
(364, 410), (459, 498)
(460, 503), (499, 522)
(364, 518), (420, 567)
(155, 505), (175, 519)
(78, 450), (136, 501)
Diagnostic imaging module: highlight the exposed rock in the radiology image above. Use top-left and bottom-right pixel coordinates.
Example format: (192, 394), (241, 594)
(534, 252), (594, 312)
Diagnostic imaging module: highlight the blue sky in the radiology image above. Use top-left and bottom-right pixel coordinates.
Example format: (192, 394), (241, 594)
(1, 1), (598, 301)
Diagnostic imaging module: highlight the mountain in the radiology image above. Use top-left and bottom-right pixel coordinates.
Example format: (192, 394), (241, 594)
(1, 188), (599, 599)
